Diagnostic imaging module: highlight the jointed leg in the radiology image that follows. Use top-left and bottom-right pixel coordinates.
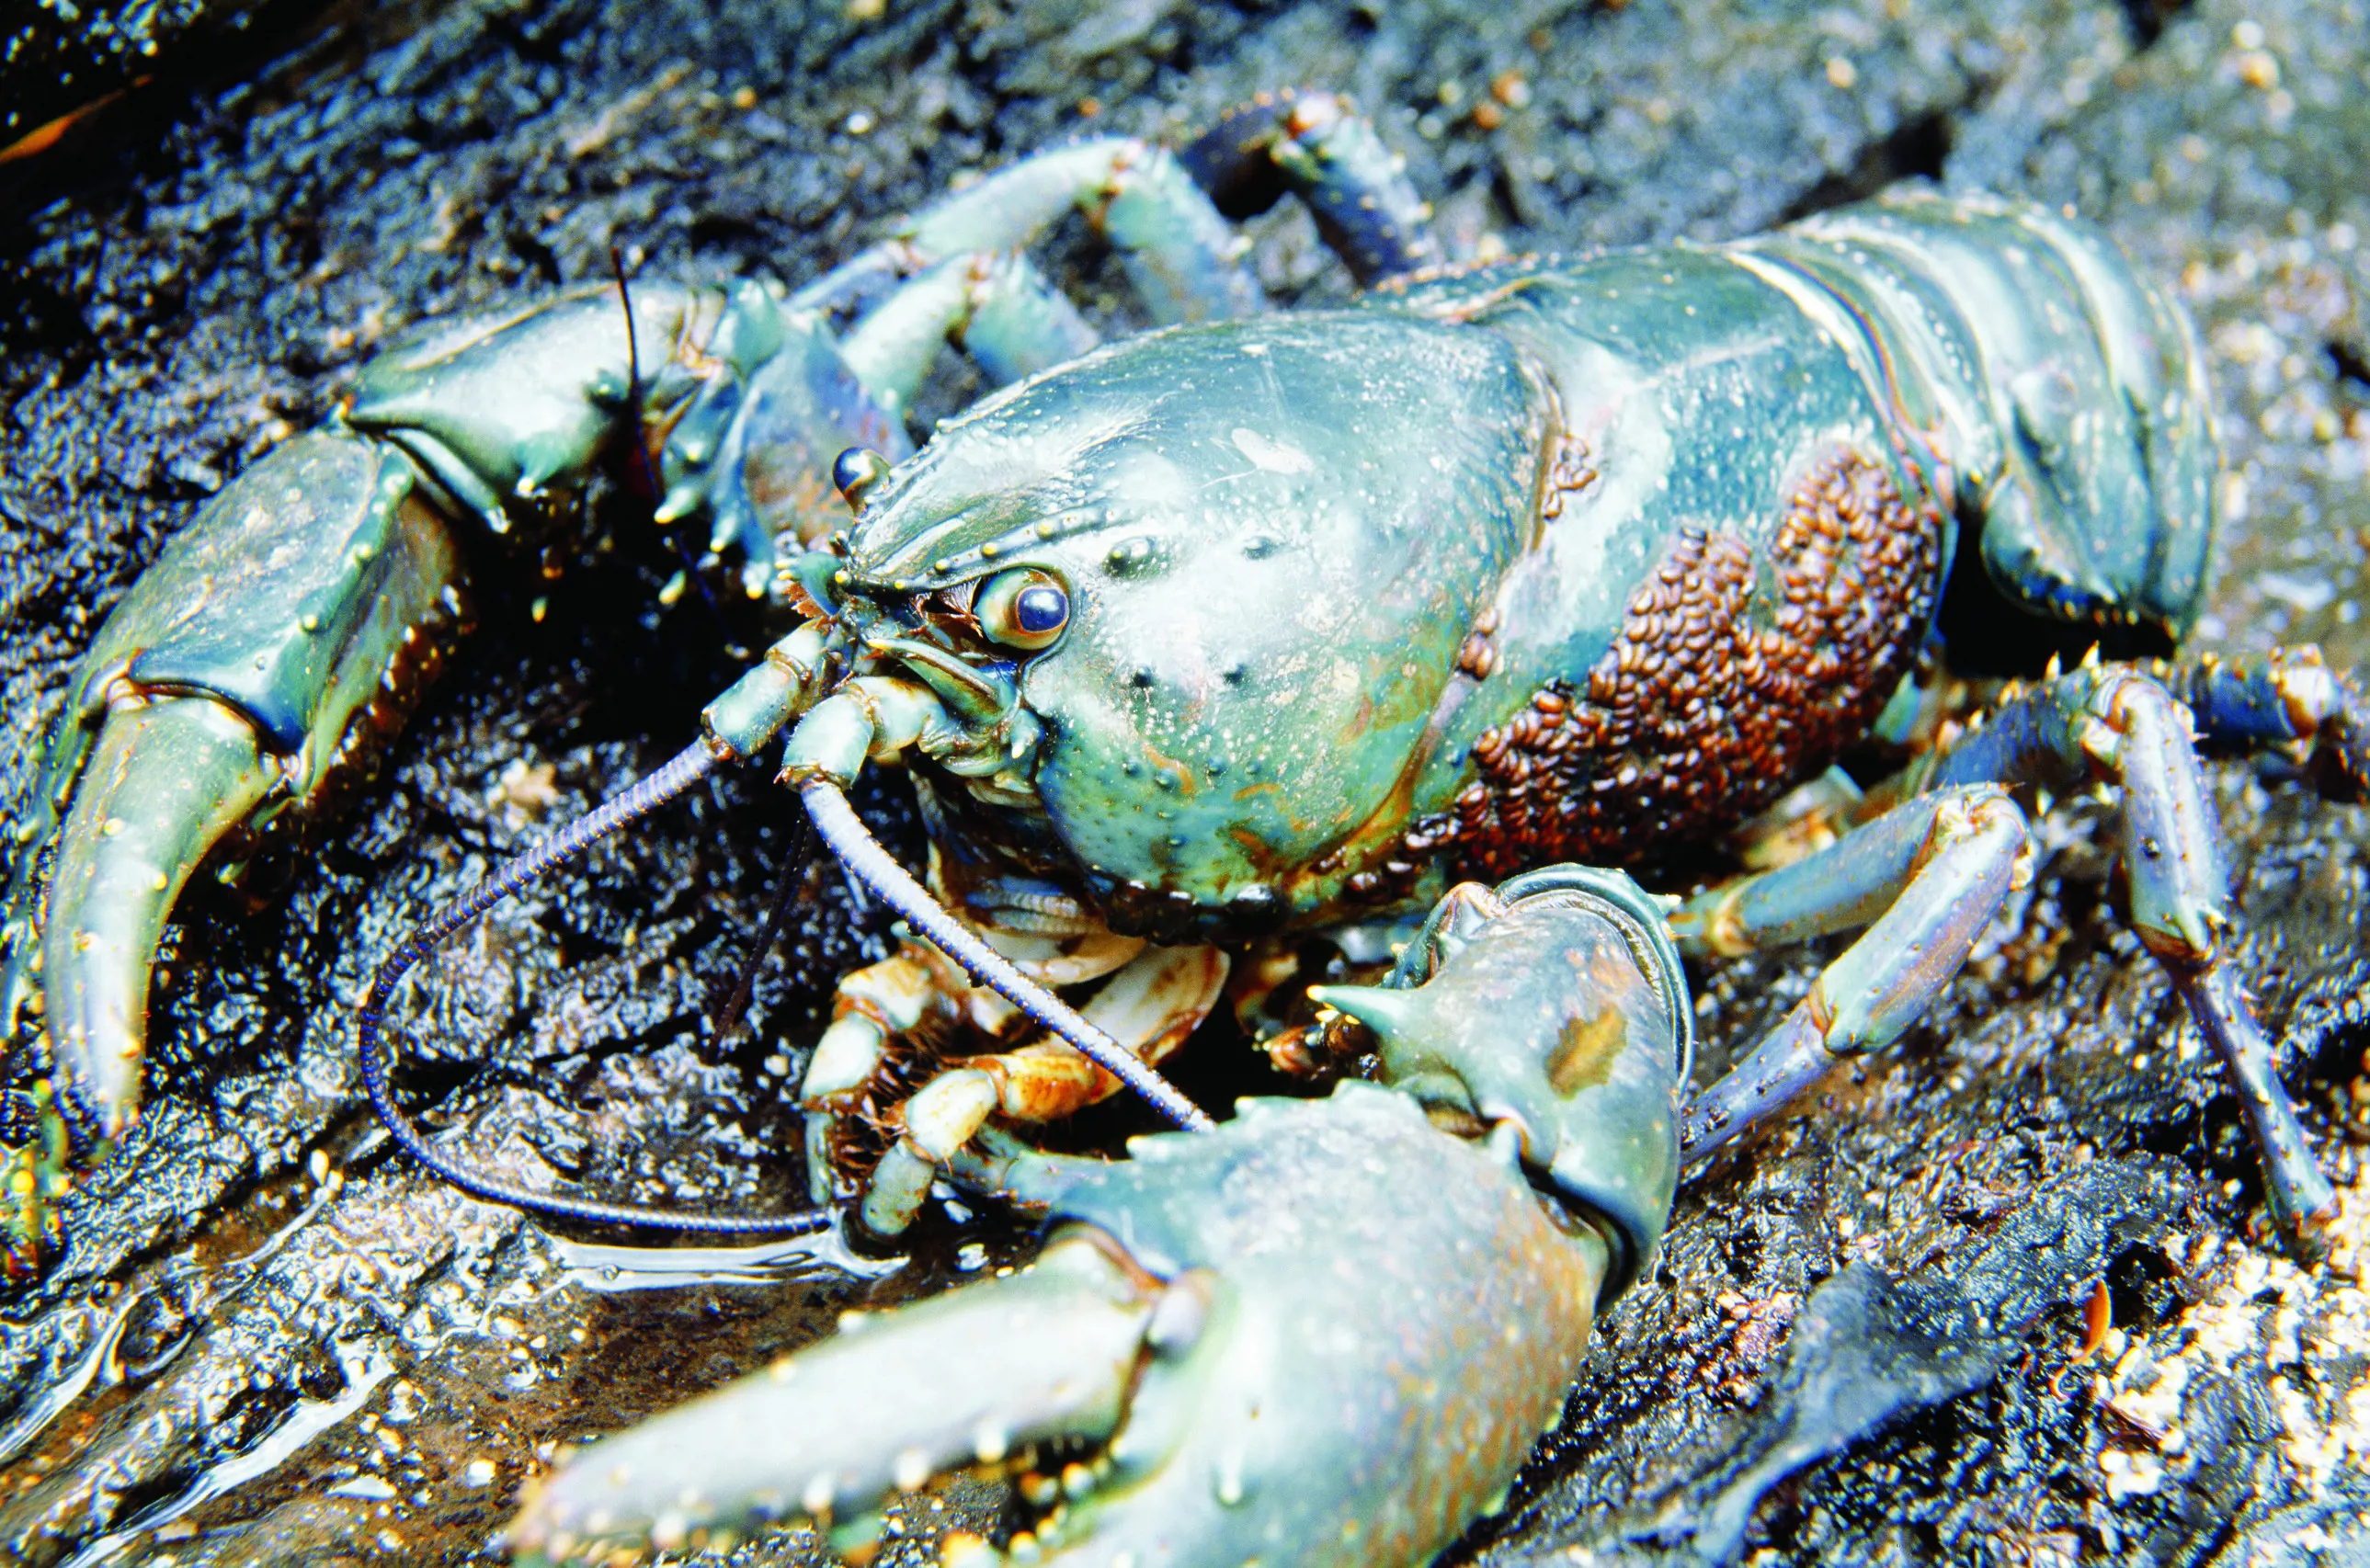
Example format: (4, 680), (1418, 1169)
(661, 137), (1270, 582)
(1682, 656), (2340, 1253)
(1675, 786), (2031, 1160)
(796, 928), (1145, 1200)
(860, 944), (1230, 1236)
(686, 98), (1443, 574)
(702, 88), (1455, 577)
(2146, 645), (2370, 800)
(656, 249), (1109, 580)
(794, 926), (1229, 1236)
(1179, 88), (1441, 285)
(797, 136), (1264, 327)
(1926, 660), (2338, 1248)
(817, 88), (1453, 391)
(837, 251), (1100, 417)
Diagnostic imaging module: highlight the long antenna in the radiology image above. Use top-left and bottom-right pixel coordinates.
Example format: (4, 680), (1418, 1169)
(359, 742), (827, 1233)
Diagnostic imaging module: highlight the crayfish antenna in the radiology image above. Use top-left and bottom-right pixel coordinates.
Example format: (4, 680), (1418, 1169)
(359, 740), (826, 1233)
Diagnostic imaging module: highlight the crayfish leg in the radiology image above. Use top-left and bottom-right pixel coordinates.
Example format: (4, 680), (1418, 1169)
(1680, 660), (2342, 1259)
(837, 252), (1100, 417)
(2146, 643), (2370, 801)
(863, 944), (1229, 1237)
(797, 930), (1147, 1206)
(1675, 784), (2031, 1168)
(1179, 88), (1441, 285)
(1928, 661), (2338, 1253)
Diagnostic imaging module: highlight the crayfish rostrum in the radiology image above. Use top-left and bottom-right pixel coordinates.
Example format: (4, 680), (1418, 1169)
(3, 85), (2362, 1564)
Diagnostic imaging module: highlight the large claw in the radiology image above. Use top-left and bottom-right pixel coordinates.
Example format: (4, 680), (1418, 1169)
(516, 1087), (1606, 1568)
(21, 699), (273, 1125)
(513, 1230), (1159, 1562)
(512, 869), (1687, 1568)
(5, 278), (811, 1140)
(3, 432), (466, 1133)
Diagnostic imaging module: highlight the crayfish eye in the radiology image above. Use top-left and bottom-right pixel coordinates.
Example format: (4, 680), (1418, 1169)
(975, 568), (1070, 652)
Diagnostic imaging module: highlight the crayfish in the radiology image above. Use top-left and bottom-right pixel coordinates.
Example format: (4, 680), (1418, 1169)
(3, 86), (2360, 1564)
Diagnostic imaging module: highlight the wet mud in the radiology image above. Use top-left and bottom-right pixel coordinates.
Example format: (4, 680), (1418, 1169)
(2, 0), (2368, 1563)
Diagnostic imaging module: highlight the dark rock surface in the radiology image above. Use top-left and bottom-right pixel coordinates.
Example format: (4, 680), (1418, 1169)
(1, 0), (2366, 1563)
(4, 0), (285, 152)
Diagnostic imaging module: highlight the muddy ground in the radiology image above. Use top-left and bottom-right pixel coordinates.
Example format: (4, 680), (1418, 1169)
(2, 0), (2368, 1563)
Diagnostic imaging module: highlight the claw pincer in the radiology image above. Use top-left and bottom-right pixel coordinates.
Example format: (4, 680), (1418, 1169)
(510, 871), (1685, 1567)
(2, 433), (465, 1131)
(0, 279), (887, 1135)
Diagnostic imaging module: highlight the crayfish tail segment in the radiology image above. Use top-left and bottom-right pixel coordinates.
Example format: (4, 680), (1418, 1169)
(508, 1230), (1160, 1566)
(1749, 193), (2216, 645)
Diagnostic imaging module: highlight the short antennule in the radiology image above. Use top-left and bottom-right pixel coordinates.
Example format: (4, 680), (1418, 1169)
(609, 240), (661, 507)
(359, 740), (828, 1234)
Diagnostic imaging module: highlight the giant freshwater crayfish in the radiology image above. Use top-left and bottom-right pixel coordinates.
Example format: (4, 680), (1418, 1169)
(2, 82), (2364, 1564)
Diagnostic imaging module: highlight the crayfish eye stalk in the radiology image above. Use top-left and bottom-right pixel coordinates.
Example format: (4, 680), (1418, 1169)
(974, 567), (1070, 651)
(832, 447), (895, 514)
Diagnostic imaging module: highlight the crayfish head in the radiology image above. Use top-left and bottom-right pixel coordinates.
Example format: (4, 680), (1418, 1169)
(1311, 867), (1690, 1305)
(792, 306), (1551, 941)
